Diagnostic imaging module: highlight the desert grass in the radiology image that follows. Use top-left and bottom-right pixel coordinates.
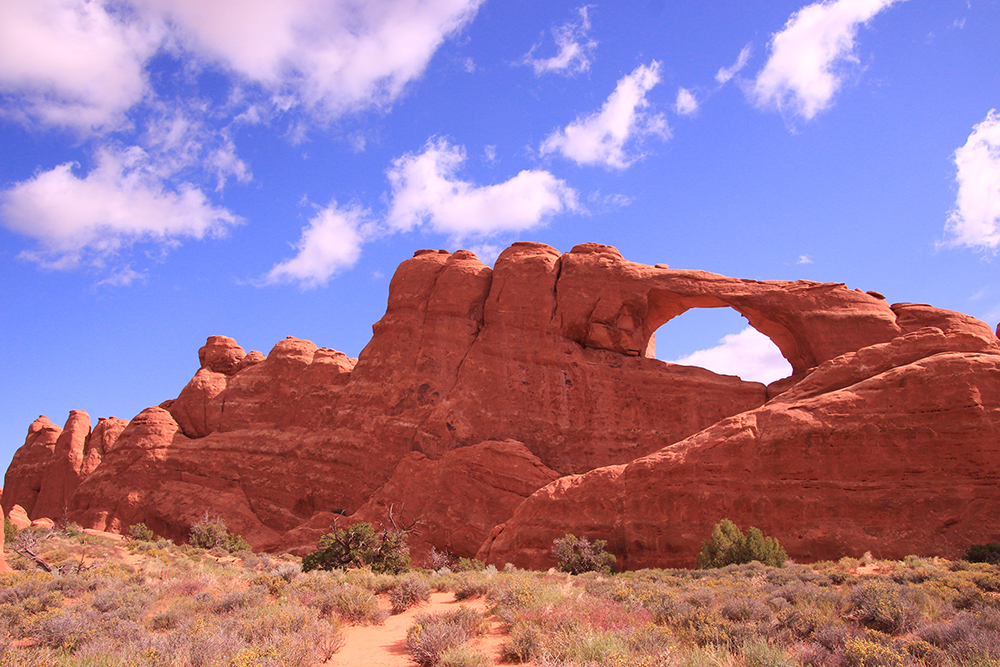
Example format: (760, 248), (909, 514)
(3, 528), (1000, 666)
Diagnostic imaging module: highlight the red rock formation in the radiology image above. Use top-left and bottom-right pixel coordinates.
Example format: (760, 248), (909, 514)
(4, 242), (999, 568)
(348, 440), (561, 562)
(8, 505), (31, 530)
(479, 328), (1000, 568)
(2, 416), (62, 518)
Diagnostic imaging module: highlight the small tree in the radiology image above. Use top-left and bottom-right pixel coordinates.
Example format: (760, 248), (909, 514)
(4, 516), (16, 546)
(189, 513), (251, 553)
(697, 519), (787, 568)
(551, 534), (616, 575)
(966, 542), (1000, 564)
(127, 523), (156, 542)
(302, 521), (411, 574)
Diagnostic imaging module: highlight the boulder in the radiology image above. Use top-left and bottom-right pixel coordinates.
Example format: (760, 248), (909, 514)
(8, 505), (31, 530)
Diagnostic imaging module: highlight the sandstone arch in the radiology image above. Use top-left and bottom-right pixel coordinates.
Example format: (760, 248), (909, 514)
(554, 243), (903, 376)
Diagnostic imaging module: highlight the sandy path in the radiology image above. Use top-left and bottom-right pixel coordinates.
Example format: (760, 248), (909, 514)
(326, 592), (513, 667)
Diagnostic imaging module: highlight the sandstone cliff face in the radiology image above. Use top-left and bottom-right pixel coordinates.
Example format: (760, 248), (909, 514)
(4, 242), (999, 567)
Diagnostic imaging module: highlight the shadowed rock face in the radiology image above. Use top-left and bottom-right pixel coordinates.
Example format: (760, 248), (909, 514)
(5, 242), (1000, 567)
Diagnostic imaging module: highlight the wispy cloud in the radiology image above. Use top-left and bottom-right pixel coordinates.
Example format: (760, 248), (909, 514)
(750, 0), (905, 121)
(716, 44), (752, 85)
(540, 62), (668, 169)
(265, 202), (373, 288)
(944, 109), (1000, 250)
(798, 254), (814, 264)
(669, 327), (791, 384)
(675, 88), (698, 116)
(387, 137), (578, 237)
(1, 146), (239, 269)
(521, 6), (597, 76)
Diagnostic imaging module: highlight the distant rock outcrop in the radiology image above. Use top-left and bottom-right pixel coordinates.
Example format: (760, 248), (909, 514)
(4, 242), (999, 568)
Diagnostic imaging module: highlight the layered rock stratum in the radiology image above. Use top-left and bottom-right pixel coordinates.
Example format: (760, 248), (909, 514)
(4, 242), (999, 568)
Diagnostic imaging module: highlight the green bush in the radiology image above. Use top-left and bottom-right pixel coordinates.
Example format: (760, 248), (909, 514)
(453, 556), (485, 572)
(551, 534), (616, 575)
(4, 516), (16, 545)
(126, 523), (156, 542)
(697, 519), (787, 568)
(966, 542), (1000, 565)
(189, 513), (252, 554)
(301, 522), (410, 574)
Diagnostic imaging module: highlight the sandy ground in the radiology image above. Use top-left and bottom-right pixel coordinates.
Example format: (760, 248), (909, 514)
(325, 592), (518, 667)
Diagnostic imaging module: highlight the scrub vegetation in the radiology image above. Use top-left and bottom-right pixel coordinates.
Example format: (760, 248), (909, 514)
(1, 524), (998, 666)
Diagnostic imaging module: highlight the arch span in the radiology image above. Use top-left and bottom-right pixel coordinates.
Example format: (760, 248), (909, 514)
(554, 244), (902, 376)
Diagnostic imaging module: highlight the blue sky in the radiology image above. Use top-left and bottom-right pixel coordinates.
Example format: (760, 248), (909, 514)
(1, 0), (999, 472)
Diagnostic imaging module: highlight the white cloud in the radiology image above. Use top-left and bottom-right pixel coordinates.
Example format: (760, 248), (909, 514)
(521, 5), (597, 76)
(670, 326), (792, 384)
(675, 88), (698, 116)
(750, 0), (904, 121)
(798, 254), (813, 264)
(540, 62), (668, 169)
(387, 137), (578, 236)
(944, 109), (1000, 249)
(0, 0), (160, 132)
(716, 44), (752, 85)
(1, 0), (484, 131)
(1, 146), (239, 268)
(265, 202), (371, 288)
(138, 0), (484, 118)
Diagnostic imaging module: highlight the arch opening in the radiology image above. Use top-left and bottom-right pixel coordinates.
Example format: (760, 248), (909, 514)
(652, 307), (792, 385)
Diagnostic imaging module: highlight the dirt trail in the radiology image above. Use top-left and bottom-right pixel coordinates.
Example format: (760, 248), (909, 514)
(326, 592), (516, 666)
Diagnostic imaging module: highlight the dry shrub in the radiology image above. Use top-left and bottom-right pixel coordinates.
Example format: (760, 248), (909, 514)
(391, 573), (432, 614)
(453, 572), (490, 601)
(438, 644), (492, 667)
(407, 606), (487, 666)
(741, 637), (796, 667)
(847, 580), (917, 635)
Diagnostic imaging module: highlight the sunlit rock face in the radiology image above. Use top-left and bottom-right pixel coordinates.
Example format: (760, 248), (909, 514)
(5, 242), (999, 568)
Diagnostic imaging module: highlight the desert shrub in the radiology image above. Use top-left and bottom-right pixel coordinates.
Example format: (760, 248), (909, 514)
(301, 522), (410, 574)
(551, 534), (616, 575)
(697, 520), (787, 568)
(501, 622), (541, 662)
(438, 644), (492, 667)
(189, 513), (252, 554)
(847, 580), (916, 635)
(35, 609), (95, 652)
(126, 522), (156, 542)
(966, 542), (1000, 565)
(287, 574), (387, 624)
(271, 562), (300, 583)
(391, 573), (432, 613)
(918, 608), (1000, 662)
(428, 547), (456, 571)
(721, 596), (770, 623)
(741, 637), (797, 667)
(453, 572), (490, 600)
(453, 556), (485, 572)
(4, 517), (16, 546)
(839, 633), (907, 667)
(211, 587), (266, 614)
(406, 606), (487, 666)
